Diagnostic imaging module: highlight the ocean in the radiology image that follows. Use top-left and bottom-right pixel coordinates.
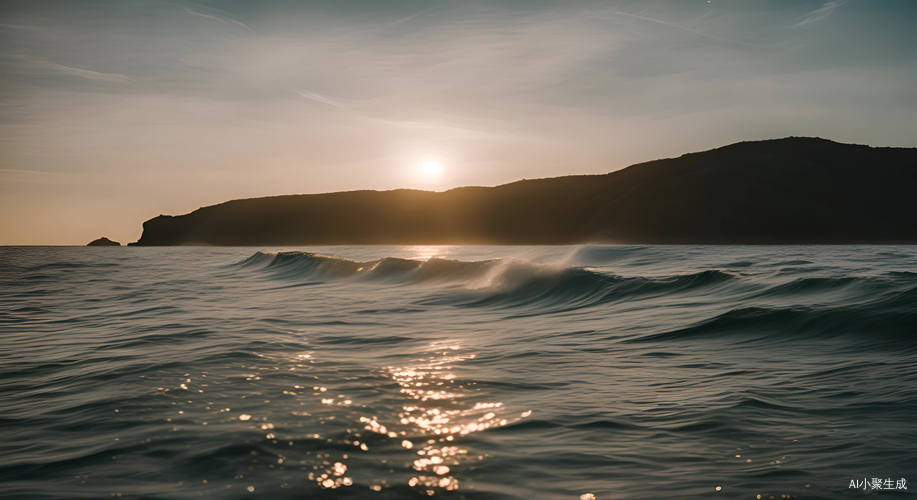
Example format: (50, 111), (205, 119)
(1, 245), (915, 499)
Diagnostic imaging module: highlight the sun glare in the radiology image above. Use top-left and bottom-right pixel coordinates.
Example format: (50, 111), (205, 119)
(418, 158), (445, 183)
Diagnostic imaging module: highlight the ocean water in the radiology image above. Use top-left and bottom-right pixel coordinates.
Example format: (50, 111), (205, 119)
(1, 245), (916, 499)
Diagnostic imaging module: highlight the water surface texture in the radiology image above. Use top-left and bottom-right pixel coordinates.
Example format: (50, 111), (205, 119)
(1, 245), (916, 499)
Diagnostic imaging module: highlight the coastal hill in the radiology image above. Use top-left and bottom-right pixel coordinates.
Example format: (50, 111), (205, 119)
(131, 137), (917, 245)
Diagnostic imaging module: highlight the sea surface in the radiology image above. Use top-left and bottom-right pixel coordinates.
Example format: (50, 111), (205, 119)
(1, 245), (916, 499)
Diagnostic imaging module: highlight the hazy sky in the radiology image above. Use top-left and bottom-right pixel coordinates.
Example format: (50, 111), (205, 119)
(1, 0), (916, 244)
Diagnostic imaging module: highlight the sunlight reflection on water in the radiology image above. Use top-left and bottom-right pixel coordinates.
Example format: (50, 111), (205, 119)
(153, 339), (530, 495)
(385, 342), (530, 493)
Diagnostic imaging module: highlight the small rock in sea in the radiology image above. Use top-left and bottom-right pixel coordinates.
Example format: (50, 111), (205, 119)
(87, 237), (121, 246)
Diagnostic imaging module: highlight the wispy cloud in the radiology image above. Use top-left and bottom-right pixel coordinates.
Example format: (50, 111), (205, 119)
(294, 89), (492, 139)
(376, 6), (431, 32)
(0, 168), (61, 176)
(796, 1), (846, 27)
(594, 8), (748, 46)
(0, 23), (44, 33)
(185, 7), (252, 32)
(0, 168), (81, 185)
(26, 58), (132, 83)
(296, 89), (343, 108)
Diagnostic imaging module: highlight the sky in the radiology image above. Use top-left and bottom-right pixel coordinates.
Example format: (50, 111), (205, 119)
(1, 0), (916, 244)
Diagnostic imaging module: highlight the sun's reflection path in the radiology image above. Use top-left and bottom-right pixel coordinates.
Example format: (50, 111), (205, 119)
(150, 341), (530, 494)
(303, 341), (531, 494)
(380, 342), (532, 495)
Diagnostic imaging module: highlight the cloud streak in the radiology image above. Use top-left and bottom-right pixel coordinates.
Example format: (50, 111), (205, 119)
(296, 89), (343, 108)
(595, 8), (747, 46)
(795, 1), (846, 27)
(25, 58), (132, 83)
(185, 7), (252, 32)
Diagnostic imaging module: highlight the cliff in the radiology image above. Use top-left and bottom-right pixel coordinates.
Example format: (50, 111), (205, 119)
(131, 137), (917, 245)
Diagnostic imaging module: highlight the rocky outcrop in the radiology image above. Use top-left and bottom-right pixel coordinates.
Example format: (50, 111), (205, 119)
(87, 237), (121, 246)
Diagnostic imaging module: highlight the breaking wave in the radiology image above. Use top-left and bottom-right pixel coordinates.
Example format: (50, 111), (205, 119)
(235, 251), (734, 312)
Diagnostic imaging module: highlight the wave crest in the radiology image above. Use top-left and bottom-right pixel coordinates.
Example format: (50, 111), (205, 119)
(236, 251), (498, 283)
(235, 251), (734, 312)
(631, 288), (917, 345)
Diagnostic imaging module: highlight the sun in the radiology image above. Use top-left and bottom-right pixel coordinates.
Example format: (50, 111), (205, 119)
(418, 158), (445, 182)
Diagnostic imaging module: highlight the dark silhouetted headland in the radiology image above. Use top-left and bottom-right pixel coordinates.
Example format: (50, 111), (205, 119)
(87, 237), (121, 246)
(131, 137), (917, 245)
